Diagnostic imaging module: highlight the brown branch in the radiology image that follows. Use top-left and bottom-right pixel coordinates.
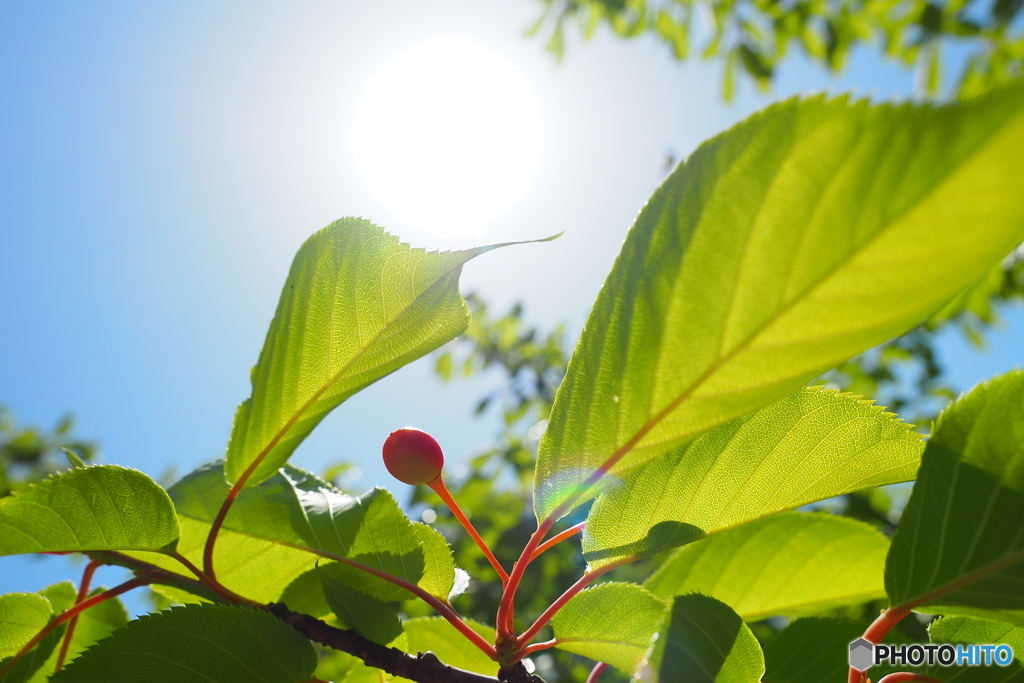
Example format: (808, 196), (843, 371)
(267, 603), (546, 683)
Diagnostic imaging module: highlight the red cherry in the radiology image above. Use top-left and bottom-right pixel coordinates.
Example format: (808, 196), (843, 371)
(382, 428), (444, 486)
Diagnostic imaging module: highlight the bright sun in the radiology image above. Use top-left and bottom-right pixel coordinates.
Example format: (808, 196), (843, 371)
(352, 38), (544, 237)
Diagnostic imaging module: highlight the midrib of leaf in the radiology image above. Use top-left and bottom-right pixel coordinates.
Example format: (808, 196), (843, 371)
(901, 547), (1024, 612)
(556, 637), (649, 649)
(238, 260), (470, 485)
(553, 114), (1018, 519)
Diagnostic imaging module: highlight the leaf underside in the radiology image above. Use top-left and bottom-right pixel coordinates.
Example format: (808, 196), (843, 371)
(886, 370), (1024, 623)
(225, 217), (518, 488)
(536, 83), (1024, 521)
(584, 387), (920, 567)
(644, 511), (890, 621)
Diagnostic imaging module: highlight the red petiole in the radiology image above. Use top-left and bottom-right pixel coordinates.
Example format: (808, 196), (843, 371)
(54, 560), (101, 671)
(530, 522), (585, 560)
(0, 576), (152, 679)
(876, 674), (945, 683)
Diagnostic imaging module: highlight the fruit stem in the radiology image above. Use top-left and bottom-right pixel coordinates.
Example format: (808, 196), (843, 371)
(54, 559), (100, 671)
(428, 475), (509, 583)
(497, 516), (555, 639)
(0, 576), (152, 679)
(516, 562), (619, 648)
(530, 522), (585, 560)
(586, 663), (608, 683)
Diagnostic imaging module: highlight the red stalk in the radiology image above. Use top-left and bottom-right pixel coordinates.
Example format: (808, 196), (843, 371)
(0, 577), (151, 679)
(876, 674), (945, 683)
(428, 475), (509, 583)
(586, 663), (609, 683)
(530, 522), (585, 560)
(54, 560), (100, 671)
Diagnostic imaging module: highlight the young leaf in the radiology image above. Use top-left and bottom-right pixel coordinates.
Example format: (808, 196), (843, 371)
(649, 594), (764, 683)
(0, 594), (52, 659)
(644, 511), (890, 620)
(170, 462), (456, 601)
(402, 617), (498, 676)
(763, 617), (868, 683)
(0, 466), (179, 555)
(583, 388), (920, 567)
(320, 570), (404, 646)
(885, 370), (1024, 622)
(50, 604), (317, 683)
(224, 217), (530, 488)
(927, 616), (1024, 679)
(535, 83), (1024, 521)
(549, 582), (669, 675)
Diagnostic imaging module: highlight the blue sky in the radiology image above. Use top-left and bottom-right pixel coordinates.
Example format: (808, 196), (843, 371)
(2, 1), (1021, 607)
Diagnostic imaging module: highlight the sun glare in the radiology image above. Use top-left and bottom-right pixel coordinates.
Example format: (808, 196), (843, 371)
(352, 38), (544, 237)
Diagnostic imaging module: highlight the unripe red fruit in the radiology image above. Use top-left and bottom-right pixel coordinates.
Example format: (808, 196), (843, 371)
(382, 428), (444, 486)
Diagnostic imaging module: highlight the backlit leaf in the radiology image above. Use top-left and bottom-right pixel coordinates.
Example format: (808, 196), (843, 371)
(169, 462), (455, 602)
(550, 582), (669, 675)
(886, 370), (1024, 622)
(650, 594), (764, 683)
(927, 616), (1024, 680)
(0, 594), (51, 659)
(583, 388), (920, 567)
(644, 511), (890, 620)
(402, 617), (498, 676)
(320, 570), (404, 646)
(536, 84), (1024, 521)
(51, 604), (316, 683)
(763, 617), (867, 683)
(224, 218), (532, 488)
(0, 466), (179, 556)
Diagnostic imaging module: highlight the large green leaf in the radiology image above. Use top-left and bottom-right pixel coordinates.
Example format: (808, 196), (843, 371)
(169, 462), (455, 602)
(644, 511), (889, 620)
(886, 370), (1024, 622)
(650, 594), (764, 683)
(0, 594), (51, 659)
(928, 616), (1024, 681)
(51, 604), (317, 683)
(225, 217), (524, 488)
(0, 466), (179, 555)
(535, 83), (1024, 521)
(763, 617), (868, 683)
(583, 388), (920, 567)
(549, 582), (669, 675)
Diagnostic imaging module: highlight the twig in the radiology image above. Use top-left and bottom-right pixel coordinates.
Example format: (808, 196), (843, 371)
(267, 603), (545, 683)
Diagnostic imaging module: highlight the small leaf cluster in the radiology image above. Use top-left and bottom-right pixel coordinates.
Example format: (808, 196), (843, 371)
(529, 0), (1024, 100)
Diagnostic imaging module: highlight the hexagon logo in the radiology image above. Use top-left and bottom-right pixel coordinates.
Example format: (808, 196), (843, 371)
(849, 638), (874, 671)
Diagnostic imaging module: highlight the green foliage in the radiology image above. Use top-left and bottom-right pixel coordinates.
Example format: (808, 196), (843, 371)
(650, 594), (765, 683)
(0, 594), (52, 659)
(169, 462), (456, 602)
(402, 617), (498, 675)
(51, 604), (317, 683)
(886, 369), (1024, 623)
(320, 569), (404, 646)
(0, 466), (178, 556)
(530, 0), (1024, 100)
(0, 409), (96, 498)
(928, 616), (1024, 679)
(224, 217), (516, 488)
(536, 84), (1024, 521)
(762, 617), (868, 683)
(549, 582), (669, 675)
(644, 512), (890, 620)
(583, 388), (921, 566)
(27, 588), (128, 682)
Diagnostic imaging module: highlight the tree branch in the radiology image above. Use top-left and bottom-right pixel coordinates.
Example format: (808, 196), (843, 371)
(267, 603), (546, 683)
